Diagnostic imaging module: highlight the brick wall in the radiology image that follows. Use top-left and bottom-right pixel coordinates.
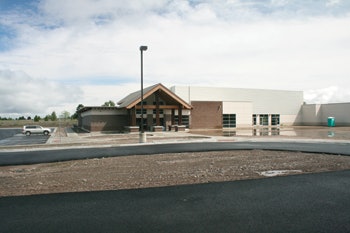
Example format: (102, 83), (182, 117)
(83, 115), (128, 132)
(190, 101), (223, 129)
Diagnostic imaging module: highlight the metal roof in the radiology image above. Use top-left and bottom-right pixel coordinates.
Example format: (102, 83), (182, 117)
(117, 83), (192, 109)
(117, 83), (159, 108)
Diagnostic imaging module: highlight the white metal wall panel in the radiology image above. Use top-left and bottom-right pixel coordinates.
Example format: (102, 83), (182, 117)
(301, 103), (350, 126)
(301, 104), (322, 125)
(280, 115), (299, 126)
(320, 103), (350, 125)
(171, 86), (303, 115)
(223, 102), (252, 127)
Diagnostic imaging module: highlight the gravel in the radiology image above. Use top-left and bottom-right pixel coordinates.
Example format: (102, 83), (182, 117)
(1, 150), (350, 197)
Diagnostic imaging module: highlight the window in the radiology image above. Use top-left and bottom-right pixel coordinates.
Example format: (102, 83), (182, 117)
(153, 109), (164, 114)
(259, 114), (268, 126)
(174, 115), (189, 128)
(223, 114), (236, 128)
(136, 109), (147, 114)
(271, 114), (280, 126)
(252, 114), (257, 125)
(152, 101), (164, 114)
(136, 101), (147, 115)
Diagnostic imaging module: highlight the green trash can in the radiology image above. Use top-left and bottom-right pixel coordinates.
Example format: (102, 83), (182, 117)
(327, 117), (335, 127)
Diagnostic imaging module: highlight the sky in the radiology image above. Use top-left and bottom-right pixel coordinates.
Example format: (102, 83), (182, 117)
(1, 0), (350, 118)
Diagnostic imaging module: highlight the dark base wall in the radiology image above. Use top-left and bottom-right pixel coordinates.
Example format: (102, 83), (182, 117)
(82, 115), (129, 132)
(190, 101), (223, 129)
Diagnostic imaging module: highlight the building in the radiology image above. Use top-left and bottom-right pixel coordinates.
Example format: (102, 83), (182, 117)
(78, 83), (349, 132)
(301, 102), (350, 126)
(78, 83), (192, 132)
(170, 85), (304, 129)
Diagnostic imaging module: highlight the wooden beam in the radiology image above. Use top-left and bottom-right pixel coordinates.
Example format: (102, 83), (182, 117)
(178, 105), (182, 125)
(130, 108), (136, 126)
(155, 92), (160, 126)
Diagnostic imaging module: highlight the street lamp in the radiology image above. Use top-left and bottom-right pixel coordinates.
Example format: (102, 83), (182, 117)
(139, 45), (148, 143)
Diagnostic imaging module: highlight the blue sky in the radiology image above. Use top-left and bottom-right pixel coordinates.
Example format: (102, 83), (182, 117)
(1, 0), (350, 117)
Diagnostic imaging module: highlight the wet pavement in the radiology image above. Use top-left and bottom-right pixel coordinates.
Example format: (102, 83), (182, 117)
(191, 126), (350, 140)
(0, 126), (350, 151)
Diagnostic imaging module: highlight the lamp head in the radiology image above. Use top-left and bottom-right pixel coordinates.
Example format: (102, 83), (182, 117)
(140, 45), (148, 51)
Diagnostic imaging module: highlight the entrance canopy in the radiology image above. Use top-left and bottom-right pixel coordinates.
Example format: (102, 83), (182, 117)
(118, 83), (192, 110)
(118, 83), (192, 130)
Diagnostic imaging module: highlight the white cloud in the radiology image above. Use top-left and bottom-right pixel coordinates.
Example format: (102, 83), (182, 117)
(0, 70), (83, 117)
(304, 86), (350, 104)
(81, 83), (140, 107)
(1, 0), (350, 116)
(326, 0), (341, 7)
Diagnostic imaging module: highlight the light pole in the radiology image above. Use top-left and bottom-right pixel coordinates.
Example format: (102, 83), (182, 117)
(139, 45), (148, 143)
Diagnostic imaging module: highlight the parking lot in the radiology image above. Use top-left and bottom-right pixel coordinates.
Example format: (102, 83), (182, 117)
(0, 128), (52, 146)
(1, 126), (350, 148)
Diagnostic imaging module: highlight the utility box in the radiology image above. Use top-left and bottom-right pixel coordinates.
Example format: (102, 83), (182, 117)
(327, 117), (335, 127)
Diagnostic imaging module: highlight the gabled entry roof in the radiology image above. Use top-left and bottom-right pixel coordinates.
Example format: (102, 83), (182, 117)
(118, 83), (192, 109)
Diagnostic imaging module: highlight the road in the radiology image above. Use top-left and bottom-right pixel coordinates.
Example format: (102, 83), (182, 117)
(0, 141), (350, 166)
(1, 169), (349, 233)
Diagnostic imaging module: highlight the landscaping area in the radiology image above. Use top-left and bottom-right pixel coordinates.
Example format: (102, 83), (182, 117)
(1, 150), (350, 197)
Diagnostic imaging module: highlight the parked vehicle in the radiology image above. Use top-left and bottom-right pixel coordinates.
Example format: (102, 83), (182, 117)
(22, 125), (51, 136)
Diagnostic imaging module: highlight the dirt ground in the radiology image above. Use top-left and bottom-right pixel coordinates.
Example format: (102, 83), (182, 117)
(1, 150), (350, 197)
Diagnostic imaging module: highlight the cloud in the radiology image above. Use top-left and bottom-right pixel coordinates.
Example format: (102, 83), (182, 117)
(0, 70), (83, 117)
(0, 0), (350, 116)
(326, 0), (341, 7)
(1, 1), (349, 80)
(304, 86), (350, 104)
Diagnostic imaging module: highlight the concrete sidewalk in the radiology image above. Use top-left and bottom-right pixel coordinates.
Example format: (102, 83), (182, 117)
(49, 126), (350, 147)
(47, 127), (218, 147)
(1, 126), (350, 152)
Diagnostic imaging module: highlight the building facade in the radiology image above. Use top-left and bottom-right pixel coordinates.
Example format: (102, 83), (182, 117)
(78, 83), (349, 132)
(170, 85), (304, 129)
(301, 102), (350, 126)
(78, 84), (192, 132)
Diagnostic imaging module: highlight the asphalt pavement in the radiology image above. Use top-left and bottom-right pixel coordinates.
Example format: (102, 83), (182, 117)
(1, 127), (350, 232)
(0, 128), (21, 140)
(0, 128), (52, 146)
(1, 141), (350, 166)
(1, 170), (349, 233)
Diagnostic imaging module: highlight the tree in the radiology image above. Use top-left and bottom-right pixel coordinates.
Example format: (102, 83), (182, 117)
(102, 100), (115, 107)
(44, 115), (50, 121)
(72, 104), (84, 119)
(34, 115), (41, 122)
(51, 111), (57, 121)
(60, 110), (70, 120)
